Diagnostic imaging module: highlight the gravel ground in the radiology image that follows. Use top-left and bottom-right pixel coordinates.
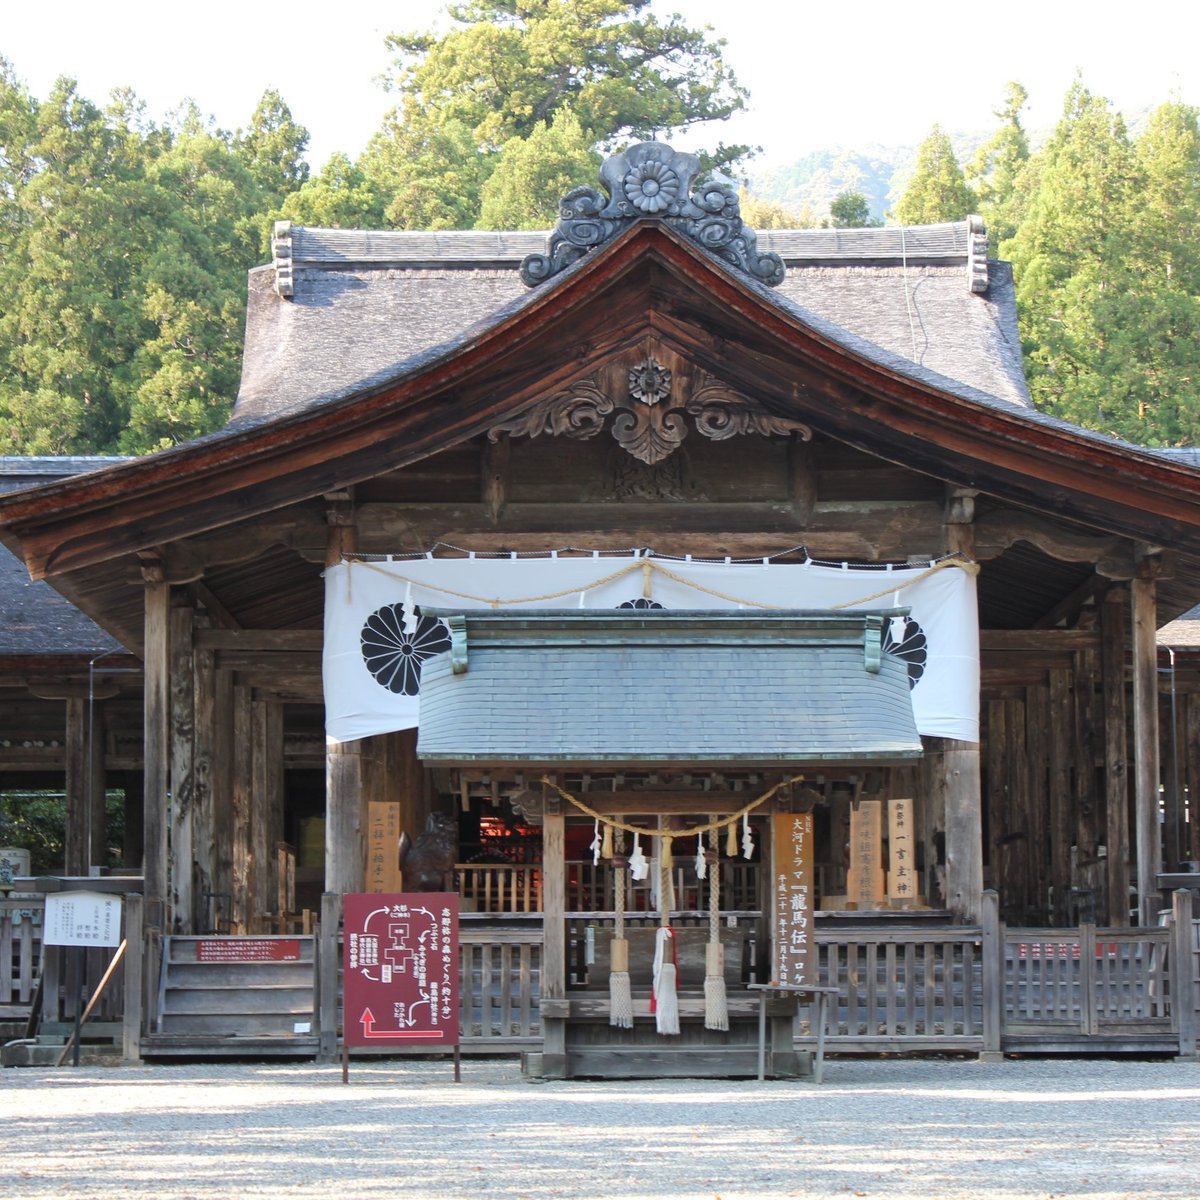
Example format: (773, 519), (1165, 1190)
(1, 1056), (1197, 1199)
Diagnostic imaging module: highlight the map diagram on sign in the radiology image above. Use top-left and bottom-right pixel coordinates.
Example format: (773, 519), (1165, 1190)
(343, 892), (460, 1047)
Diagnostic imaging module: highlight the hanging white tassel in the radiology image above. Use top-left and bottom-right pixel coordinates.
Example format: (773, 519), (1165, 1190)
(402, 581), (418, 634)
(629, 831), (649, 881)
(590, 819), (602, 866)
(695, 832), (707, 880)
(609, 936), (634, 1029)
(742, 812), (755, 860)
(652, 927), (680, 1036)
(704, 943), (729, 1032)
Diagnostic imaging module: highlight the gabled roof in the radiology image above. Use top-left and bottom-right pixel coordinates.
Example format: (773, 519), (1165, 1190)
(237, 217), (1026, 425)
(4, 206), (1200, 629)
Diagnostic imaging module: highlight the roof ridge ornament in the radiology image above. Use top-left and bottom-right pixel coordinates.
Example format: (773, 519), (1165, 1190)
(520, 142), (786, 289)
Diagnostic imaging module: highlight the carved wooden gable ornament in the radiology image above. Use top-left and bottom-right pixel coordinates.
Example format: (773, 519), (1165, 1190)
(488, 350), (811, 466)
(499, 144), (805, 466)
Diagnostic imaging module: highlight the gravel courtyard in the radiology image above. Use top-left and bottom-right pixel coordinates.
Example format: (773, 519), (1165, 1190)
(1, 1056), (1197, 1199)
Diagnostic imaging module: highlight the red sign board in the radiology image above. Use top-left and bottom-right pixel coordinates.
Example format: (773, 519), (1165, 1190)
(342, 893), (459, 1046)
(196, 938), (300, 962)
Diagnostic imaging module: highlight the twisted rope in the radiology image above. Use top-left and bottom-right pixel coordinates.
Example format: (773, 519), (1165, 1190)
(540, 775), (804, 840)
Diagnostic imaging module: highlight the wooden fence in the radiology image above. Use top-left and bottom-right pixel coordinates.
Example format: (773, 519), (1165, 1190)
(1, 897), (42, 1019)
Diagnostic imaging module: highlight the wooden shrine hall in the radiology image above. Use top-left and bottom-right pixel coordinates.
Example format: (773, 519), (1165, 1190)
(3, 143), (1200, 1070)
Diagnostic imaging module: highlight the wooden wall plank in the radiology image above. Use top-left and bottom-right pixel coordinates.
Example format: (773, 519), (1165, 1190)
(142, 569), (170, 926)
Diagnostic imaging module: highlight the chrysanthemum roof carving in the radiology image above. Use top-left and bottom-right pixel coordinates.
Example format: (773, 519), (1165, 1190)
(520, 142), (786, 289)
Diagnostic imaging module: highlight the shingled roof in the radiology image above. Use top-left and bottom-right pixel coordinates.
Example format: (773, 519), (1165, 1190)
(0, 458), (129, 656)
(234, 215), (1028, 426)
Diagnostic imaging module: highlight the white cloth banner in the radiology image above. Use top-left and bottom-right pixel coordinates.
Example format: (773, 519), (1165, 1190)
(323, 554), (979, 744)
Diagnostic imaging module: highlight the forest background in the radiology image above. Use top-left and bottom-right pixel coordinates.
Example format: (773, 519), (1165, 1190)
(2, 0), (1199, 455)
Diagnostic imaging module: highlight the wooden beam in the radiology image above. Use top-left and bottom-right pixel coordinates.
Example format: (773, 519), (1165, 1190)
(541, 805), (567, 1079)
(194, 630), (323, 652)
(251, 699), (284, 930)
(482, 432), (510, 522)
(980, 630), (1100, 651)
(231, 683), (252, 933)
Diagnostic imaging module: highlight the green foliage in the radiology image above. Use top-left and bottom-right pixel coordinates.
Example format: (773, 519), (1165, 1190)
(362, 0), (750, 227)
(967, 82), (1030, 250)
(829, 189), (876, 228)
(0, 70), (288, 454)
(895, 125), (976, 224)
(478, 110), (600, 229)
(0, 790), (126, 874)
(1002, 84), (1200, 445)
(280, 153), (388, 229)
(738, 190), (812, 229)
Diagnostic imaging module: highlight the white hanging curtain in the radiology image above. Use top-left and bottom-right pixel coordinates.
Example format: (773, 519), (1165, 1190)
(322, 553), (978, 743)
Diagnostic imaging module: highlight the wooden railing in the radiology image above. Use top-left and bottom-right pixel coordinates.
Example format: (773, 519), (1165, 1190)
(811, 925), (984, 1051)
(458, 860), (760, 914)
(1, 897), (43, 1019)
(457, 864), (541, 913)
(460, 926), (542, 1044)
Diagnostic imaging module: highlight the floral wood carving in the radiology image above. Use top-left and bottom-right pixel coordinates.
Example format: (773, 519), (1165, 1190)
(489, 361), (811, 464)
(686, 372), (813, 442)
(520, 142), (786, 289)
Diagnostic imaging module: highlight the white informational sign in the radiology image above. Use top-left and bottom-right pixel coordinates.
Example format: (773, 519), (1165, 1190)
(323, 553), (980, 744)
(43, 891), (123, 947)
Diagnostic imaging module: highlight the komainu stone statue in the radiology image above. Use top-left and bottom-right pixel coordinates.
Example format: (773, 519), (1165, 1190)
(399, 812), (458, 892)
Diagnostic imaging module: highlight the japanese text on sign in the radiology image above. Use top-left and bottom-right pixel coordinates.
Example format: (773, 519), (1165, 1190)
(342, 892), (459, 1047)
(772, 812), (815, 987)
(43, 892), (122, 947)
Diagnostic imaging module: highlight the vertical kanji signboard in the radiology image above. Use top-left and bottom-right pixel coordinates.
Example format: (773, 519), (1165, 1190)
(342, 893), (459, 1047)
(772, 811), (815, 987)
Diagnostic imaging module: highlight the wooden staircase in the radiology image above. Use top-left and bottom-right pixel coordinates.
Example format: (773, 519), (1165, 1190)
(143, 935), (319, 1058)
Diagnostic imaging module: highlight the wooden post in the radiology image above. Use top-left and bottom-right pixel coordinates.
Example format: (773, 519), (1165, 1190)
(211, 667), (234, 931)
(317, 891), (341, 1061)
(252, 700), (284, 928)
(1101, 590), (1130, 926)
(122, 893), (144, 1064)
(929, 738), (984, 922)
(940, 488), (984, 923)
(168, 600), (195, 933)
(1048, 667), (1073, 924)
(231, 684), (253, 932)
(541, 803), (567, 1079)
(64, 697), (88, 875)
(979, 889), (1002, 1061)
(1172, 889), (1197, 1060)
(1132, 561), (1162, 925)
(325, 495), (364, 898)
(142, 562), (170, 930)
(87, 700), (106, 871)
(192, 645), (216, 933)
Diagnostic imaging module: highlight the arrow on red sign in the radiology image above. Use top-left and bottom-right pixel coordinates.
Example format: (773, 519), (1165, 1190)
(358, 1007), (445, 1040)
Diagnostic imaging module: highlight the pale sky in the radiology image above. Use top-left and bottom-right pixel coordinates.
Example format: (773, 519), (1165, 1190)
(5, 1), (1200, 174)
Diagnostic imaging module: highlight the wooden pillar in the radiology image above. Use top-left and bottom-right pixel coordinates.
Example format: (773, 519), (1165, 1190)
(87, 701), (107, 870)
(251, 699), (284, 926)
(325, 492), (365, 896)
(1188, 693), (1200, 864)
(142, 561), (170, 928)
(231, 683), (253, 932)
(192, 645), (216, 933)
(168, 600), (195, 933)
(1048, 668), (1073, 924)
(541, 801), (567, 1078)
(940, 488), (983, 922)
(1101, 590), (1131, 925)
(64, 697), (88, 875)
(211, 668), (234, 931)
(1132, 560), (1162, 925)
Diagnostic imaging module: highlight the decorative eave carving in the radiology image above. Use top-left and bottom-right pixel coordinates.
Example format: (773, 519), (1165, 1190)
(489, 359), (811, 465)
(520, 143), (786, 290)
